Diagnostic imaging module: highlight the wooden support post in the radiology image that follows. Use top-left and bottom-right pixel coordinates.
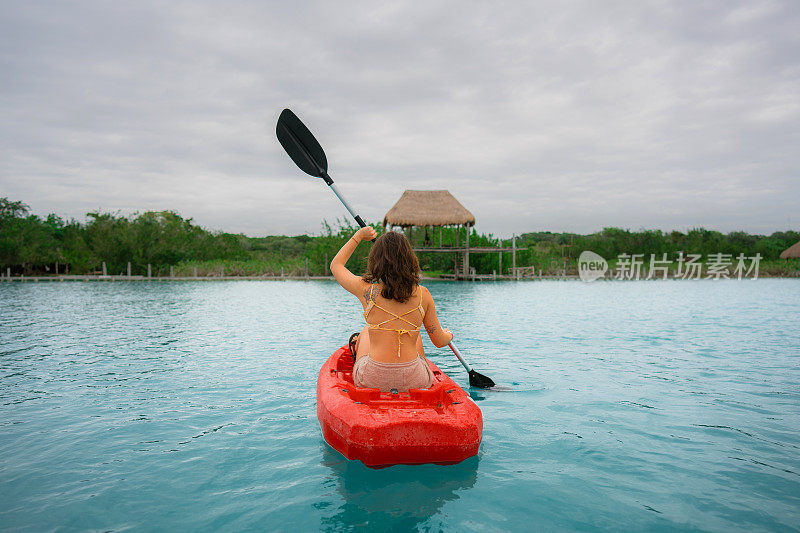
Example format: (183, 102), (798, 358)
(147, 264), (152, 278)
(127, 262), (131, 277)
(281, 266), (285, 280)
(512, 234), (517, 280)
(220, 267), (224, 278)
(193, 266), (198, 278)
(324, 252), (328, 276)
(170, 265), (174, 278)
(102, 262), (107, 276)
(6, 267), (10, 278)
(499, 243), (503, 276)
(464, 226), (470, 276)
(493, 269), (496, 281)
(455, 225), (460, 277)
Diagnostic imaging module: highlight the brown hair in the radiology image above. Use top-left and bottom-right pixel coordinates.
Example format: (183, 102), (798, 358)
(363, 231), (420, 302)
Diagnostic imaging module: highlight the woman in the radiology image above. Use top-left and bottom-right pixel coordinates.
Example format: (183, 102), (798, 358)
(330, 226), (454, 392)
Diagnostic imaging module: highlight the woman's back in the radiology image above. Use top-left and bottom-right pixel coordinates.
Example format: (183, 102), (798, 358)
(363, 284), (425, 363)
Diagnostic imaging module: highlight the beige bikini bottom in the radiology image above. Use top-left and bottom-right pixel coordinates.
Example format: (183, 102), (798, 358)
(353, 355), (434, 392)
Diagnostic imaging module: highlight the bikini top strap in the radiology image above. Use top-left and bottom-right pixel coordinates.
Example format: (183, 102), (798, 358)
(365, 285), (425, 326)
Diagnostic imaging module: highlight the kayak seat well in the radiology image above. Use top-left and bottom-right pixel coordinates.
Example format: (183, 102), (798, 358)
(333, 348), (452, 410)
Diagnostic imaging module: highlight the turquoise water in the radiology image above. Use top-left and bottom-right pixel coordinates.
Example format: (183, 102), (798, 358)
(1, 279), (799, 531)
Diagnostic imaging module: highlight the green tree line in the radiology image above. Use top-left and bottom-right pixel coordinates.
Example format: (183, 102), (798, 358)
(1, 197), (797, 276)
(403, 226), (799, 276)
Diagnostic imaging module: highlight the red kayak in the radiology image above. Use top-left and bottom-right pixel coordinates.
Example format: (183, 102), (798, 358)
(316, 345), (483, 468)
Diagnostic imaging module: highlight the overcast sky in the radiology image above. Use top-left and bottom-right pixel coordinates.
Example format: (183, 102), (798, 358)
(1, 1), (798, 237)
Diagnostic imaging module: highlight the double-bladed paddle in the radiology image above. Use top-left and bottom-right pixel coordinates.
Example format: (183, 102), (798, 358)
(275, 108), (495, 389)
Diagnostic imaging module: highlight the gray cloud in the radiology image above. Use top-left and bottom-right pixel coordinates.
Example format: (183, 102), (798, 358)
(1, 0), (798, 236)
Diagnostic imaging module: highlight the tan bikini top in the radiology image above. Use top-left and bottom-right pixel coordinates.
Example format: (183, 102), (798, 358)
(363, 283), (425, 358)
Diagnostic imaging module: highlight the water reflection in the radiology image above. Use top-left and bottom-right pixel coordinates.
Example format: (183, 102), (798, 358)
(469, 384), (537, 402)
(468, 389), (486, 402)
(319, 446), (479, 530)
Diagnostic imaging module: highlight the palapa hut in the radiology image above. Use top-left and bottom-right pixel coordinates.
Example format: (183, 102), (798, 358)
(383, 190), (475, 229)
(383, 189), (527, 279)
(780, 240), (800, 259)
(383, 190), (476, 276)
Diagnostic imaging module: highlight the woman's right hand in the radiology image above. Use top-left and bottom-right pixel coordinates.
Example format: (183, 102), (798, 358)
(442, 328), (454, 344)
(354, 226), (377, 243)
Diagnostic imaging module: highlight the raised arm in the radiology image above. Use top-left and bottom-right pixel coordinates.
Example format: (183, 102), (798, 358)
(421, 286), (454, 348)
(330, 226), (377, 297)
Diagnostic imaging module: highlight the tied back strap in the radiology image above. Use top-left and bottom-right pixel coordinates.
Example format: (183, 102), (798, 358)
(364, 286), (425, 358)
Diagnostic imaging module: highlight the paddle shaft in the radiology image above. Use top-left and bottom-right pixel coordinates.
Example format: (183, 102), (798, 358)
(448, 342), (472, 372)
(327, 178), (367, 229)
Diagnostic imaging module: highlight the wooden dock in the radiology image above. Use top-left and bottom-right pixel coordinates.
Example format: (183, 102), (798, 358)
(0, 275), (332, 282)
(412, 246), (526, 253)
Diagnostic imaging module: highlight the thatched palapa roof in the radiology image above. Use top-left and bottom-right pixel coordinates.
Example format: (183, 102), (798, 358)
(780, 240), (800, 259)
(383, 190), (475, 228)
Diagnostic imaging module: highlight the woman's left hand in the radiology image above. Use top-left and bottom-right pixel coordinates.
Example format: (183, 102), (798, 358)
(354, 226), (377, 242)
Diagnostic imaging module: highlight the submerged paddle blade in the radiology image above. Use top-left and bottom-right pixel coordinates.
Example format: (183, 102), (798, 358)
(468, 369), (495, 389)
(449, 342), (495, 388)
(276, 108), (328, 178)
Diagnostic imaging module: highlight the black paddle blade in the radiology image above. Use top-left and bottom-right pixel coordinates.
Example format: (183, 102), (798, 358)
(468, 369), (495, 389)
(276, 108), (328, 178)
